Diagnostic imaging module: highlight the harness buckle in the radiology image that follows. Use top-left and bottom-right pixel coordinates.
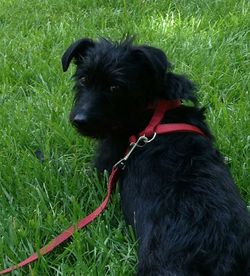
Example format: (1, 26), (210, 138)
(113, 133), (157, 170)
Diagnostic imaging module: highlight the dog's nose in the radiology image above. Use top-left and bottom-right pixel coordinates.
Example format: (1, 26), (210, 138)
(72, 114), (88, 125)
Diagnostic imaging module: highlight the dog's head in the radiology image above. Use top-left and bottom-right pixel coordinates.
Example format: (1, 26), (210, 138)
(62, 37), (196, 138)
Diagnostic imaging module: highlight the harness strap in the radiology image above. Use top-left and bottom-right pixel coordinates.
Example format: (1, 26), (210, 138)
(130, 99), (181, 144)
(155, 123), (205, 137)
(130, 100), (205, 144)
(144, 99), (181, 137)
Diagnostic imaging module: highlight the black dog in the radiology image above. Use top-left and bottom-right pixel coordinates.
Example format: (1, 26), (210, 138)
(62, 37), (250, 275)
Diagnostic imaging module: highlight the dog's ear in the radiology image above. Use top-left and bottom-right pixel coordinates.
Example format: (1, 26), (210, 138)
(132, 46), (197, 102)
(61, 38), (95, 72)
(132, 46), (171, 81)
(164, 72), (197, 103)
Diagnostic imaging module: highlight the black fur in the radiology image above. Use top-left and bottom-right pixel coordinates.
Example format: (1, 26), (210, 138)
(62, 37), (250, 275)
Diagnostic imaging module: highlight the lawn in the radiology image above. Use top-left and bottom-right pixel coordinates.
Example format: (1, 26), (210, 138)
(0, 0), (249, 274)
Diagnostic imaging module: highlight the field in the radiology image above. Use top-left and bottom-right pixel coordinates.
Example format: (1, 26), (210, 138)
(0, 0), (249, 274)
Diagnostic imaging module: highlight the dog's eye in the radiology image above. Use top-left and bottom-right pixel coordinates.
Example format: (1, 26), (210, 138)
(79, 77), (86, 86)
(110, 85), (120, 93)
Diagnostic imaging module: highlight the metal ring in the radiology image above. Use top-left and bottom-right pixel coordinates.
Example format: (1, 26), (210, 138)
(146, 132), (157, 143)
(136, 132), (157, 147)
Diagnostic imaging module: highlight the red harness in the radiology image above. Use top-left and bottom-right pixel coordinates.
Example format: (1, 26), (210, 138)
(0, 100), (205, 275)
(130, 99), (204, 142)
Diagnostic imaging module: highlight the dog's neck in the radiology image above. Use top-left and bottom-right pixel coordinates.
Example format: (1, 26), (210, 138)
(125, 99), (182, 136)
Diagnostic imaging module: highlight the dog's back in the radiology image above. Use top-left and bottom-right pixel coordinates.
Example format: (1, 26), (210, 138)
(120, 106), (250, 275)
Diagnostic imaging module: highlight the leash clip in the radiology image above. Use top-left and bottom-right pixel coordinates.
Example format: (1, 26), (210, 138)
(114, 133), (157, 170)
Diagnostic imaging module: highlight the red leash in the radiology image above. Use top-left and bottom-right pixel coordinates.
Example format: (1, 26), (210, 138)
(0, 168), (120, 275)
(0, 100), (205, 274)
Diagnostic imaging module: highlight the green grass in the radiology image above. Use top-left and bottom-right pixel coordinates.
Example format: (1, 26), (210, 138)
(0, 0), (249, 274)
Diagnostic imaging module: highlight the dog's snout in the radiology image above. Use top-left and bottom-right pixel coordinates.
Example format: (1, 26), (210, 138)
(70, 111), (103, 137)
(71, 113), (88, 125)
